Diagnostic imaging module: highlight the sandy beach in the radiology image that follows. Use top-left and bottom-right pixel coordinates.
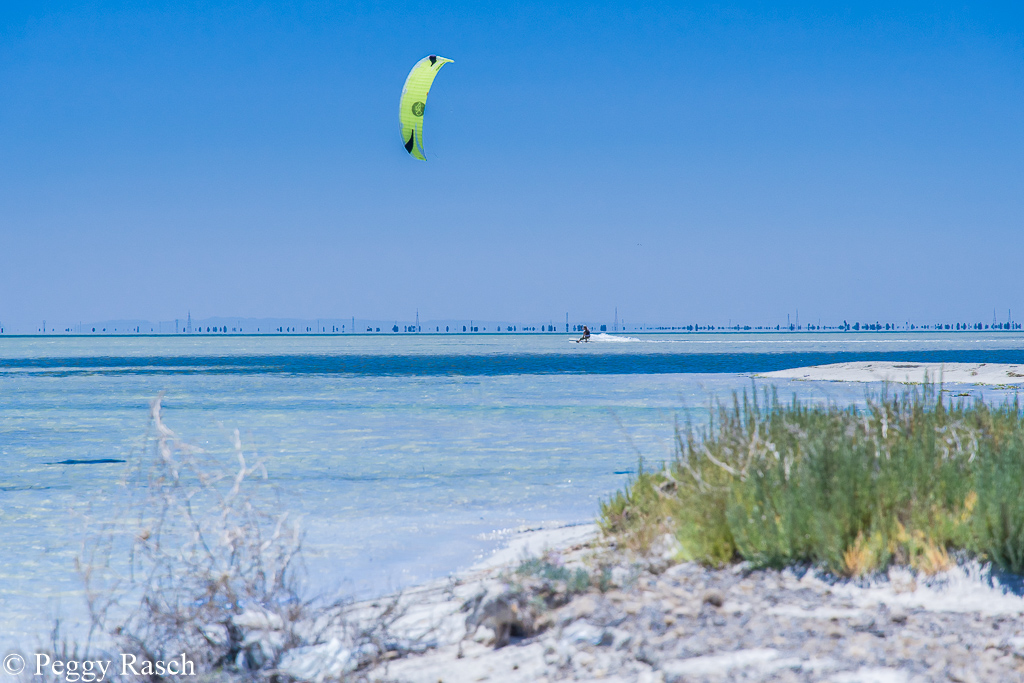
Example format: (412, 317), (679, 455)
(758, 362), (1024, 386)
(259, 523), (1024, 682)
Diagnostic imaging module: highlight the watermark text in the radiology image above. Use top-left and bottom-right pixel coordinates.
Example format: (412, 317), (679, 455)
(2, 653), (196, 681)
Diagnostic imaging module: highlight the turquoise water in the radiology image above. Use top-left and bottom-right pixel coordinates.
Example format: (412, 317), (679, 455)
(1, 332), (1022, 648)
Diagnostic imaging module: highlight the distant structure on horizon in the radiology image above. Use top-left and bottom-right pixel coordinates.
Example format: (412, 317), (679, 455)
(2, 313), (1021, 336)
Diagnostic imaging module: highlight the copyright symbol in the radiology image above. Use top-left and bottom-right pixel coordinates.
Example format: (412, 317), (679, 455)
(3, 653), (25, 675)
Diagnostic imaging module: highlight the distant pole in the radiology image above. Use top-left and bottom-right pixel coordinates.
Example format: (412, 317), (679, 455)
(614, 307), (618, 332)
(565, 312), (569, 333)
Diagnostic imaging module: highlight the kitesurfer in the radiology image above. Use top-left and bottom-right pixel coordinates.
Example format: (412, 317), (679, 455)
(577, 326), (591, 343)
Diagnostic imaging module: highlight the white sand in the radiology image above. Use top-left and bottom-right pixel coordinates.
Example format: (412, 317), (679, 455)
(279, 521), (1024, 682)
(787, 564), (1024, 617)
(758, 362), (1024, 385)
(473, 523), (598, 571)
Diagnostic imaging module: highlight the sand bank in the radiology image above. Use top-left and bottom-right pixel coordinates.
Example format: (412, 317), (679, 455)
(271, 522), (1024, 682)
(758, 361), (1024, 385)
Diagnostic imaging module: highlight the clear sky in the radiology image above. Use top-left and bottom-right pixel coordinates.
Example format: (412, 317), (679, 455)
(1, 1), (1022, 330)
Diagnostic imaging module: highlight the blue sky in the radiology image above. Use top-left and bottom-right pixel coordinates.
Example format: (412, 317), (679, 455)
(1, 2), (1022, 329)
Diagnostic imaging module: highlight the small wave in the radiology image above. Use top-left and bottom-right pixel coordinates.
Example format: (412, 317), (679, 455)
(593, 333), (642, 342)
(566, 333), (642, 343)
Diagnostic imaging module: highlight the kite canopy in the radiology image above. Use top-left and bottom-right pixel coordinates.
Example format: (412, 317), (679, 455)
(399, 55), (453, 160)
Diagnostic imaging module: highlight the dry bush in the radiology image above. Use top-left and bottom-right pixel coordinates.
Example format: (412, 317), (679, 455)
(69, 395), (413, 682)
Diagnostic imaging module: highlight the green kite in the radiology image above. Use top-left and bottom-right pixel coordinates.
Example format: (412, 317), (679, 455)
(399, 55), (453, 160)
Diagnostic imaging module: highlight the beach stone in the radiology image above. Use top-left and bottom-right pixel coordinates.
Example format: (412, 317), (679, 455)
(660, 647), (781, 680)
(573, 649), (595, 669)
(610, 565), (636, 587)
(543, 639), (575, 668)
(888, 566), (918, 594)
(561, 620), (605, 646)
(831, 666), (909, 683)
(199, 622), (229, 647)
(557, 593), (598, 624)
(662, 561), (698, 579)
(1006, 635), (1024, 657)
(233, 609), (285, 631)
(702, 588), (725, 607)
(277, 637), (358, 681)
(947, 667), (981, 683)
(636, 667), (665, 683)
(606, 626), (632, 650)
(645, 533), (682, 574)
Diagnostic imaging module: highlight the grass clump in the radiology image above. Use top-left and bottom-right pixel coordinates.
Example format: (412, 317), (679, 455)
(515, 556), (594, 596)
(601, 384), (1024, 576)
(504, 552), (609, 618)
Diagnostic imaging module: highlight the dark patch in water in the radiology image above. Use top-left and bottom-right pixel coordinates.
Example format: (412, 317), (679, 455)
(1, 350), (1023, 376)
(49, 458), (126, 465)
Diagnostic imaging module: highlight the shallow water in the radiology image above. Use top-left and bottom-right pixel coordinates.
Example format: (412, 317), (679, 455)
(1, 332), (1022, 649)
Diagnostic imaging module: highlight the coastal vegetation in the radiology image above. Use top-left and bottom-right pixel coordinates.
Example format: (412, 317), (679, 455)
(600, 383), (1024, 576)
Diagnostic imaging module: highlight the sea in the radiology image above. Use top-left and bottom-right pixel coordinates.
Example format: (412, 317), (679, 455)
(2, 331), (1023, 649)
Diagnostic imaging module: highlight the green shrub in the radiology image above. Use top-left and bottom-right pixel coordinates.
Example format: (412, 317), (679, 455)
(601, 384), (1024, 575)
(599, 458), (682, 555)
(515, 557), (592, 594)
(971, 396), (1024, 573)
